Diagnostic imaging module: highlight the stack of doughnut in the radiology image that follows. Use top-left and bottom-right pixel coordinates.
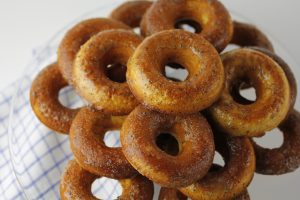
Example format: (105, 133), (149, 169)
(30, 0), (299, 199)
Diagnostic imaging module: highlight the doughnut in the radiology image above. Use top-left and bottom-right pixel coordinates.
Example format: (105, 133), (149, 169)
(253, 109), (300, 175)
(180, 132), (255, 200)
(120, 105), (215, 188)
(70, 107), (137, 179)
(73, 30), (142, 115)
(60, 160), (154, 200)
(110, 0), (153, 28)
(159, 188), (187, 200)
(208, 48), (290, 137)
(58, 18), (131, 84)
(233, 192), (251, 200)
(158, 165), (250, 200)
(30, 63), (80, 134)
(127, 30), (224, 114)
(249, 47), (297, 114)
(209, 165), (251, 200)
(140, 0), (233, 52)
(230, 21), (274, 52)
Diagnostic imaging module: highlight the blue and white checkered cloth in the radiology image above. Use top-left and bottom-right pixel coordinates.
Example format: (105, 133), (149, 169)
(0, 45), (127, 200)
(0, 81), (26, 200)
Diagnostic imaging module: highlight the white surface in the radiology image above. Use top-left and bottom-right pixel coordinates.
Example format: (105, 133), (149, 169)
(0, 0), (300, 90)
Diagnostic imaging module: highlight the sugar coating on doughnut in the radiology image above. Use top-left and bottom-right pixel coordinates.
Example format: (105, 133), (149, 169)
(30, 63), (80, 134)
(110, 0), (153, 28)
(60, 160), (154, 200)
(58, 18), (131, 84)
(121, 105), (215, 188)
(73, 30), (142, 115)
(127, 30), (224, 114)
(141, 0), (233, 52)
(70, 107), (137, 179)
(180, 133), (255, 200)
(253, 110), (300, 175)
(209, 48), (291, 137)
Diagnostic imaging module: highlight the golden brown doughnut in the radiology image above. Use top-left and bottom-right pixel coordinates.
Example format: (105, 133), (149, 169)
(127, 30), (224, 114)
(230, 21), (274, 52)
(209, 164), (251, 200)
(70, 107), (136, 179)
(208, 48), (290, 137)
(249, 47), (297, 114)
(121, 105), (215, 188)
(110, 0), (153, 28)
(159, 188), (187, 200)
(60, 160), (154, 200)
(73, 30), (142, 115)
(58, 18), (131, 84)
(180, 132), (255, 200)
(30, 63), (80, 134)
(158, 165), (251, 200)
(140, 0), (233, 52)
(253, 109), (300, 175)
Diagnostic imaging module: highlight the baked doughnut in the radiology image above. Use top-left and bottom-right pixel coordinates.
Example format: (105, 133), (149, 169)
(140, 0), (233, 52)
(249, 47), (297, 113)
(30, 63), (80, 134)
(253, 109), (300, 175)
(58, 18), (131, 84)
(158, 165), (250, 200)
(73, 30), (142, 115)
(208, 48), (290, 137)
(60, 160), (154, 200)
(210, 165), (251, 200)
(110, 0), (153, 28)
(121, 105), (215, 188)
(180, 132), (255, 200)
(230, 21), (274, 52)
(159, 188), (187, 200)
(127, 30), (224, 114)
(70, 107), (136, 179)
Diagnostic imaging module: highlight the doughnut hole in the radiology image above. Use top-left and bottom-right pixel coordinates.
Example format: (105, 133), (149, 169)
(91, 177), (122, 199)
(223, 44), (240, 52)
(253, 128), (284, 148)
(156, 132), (180, 156)
(104, 130), (121, 148)
(230, 78), (257, 105)
(164, 63), (189, 82)
(213, 151), (225, 167)
(58, 86), (86, 108)
(133, 27), (141, 35)
(175, 18), (202, 33)
(106, 63), (127, 83)
(160, 48), (201, 82)
(103, 47), (131, 83)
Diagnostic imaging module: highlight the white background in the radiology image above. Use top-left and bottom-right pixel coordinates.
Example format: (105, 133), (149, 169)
(0, 0), (300, 90)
